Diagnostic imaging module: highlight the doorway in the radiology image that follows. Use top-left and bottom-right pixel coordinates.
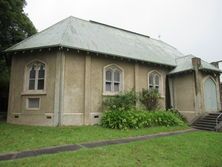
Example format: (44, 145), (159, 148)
(204, 77), (218, 112)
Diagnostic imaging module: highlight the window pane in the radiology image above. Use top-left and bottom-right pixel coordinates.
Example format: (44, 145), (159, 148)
(114, 83), (120, 92)
(105, 82), (111, 91)
(106, 70), (112, 81)
(28, 98), (40, 108)
(114, 71), (120, 82)
(29, 80), (35, 90)
(38, 64), (45, 79)
(155, 75), (159, 85)
(149, 74), (154, 84)
(29, 66), (36, 79)
(37, 79), (44, 90)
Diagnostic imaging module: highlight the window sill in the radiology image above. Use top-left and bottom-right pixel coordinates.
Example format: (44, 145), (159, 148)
(26, 108), (40, 111)
(102, 92), (120, 96)
(21, 91), (47, 96)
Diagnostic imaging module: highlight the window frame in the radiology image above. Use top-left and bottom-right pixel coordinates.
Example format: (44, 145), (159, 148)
(26, 97), (41, 110)
(23, 60), (47, 94)
(147, 70), (163, 96)
(103, 64), (124, 95)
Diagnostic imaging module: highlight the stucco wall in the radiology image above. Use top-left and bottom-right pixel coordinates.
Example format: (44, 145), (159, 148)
(137, 64), (168, 107)
(7, 51), (57, 126)
(7, 50), (170, 126)
(62, 51), (169, 125)
(170, 71), (221, 123)
(171, 73), (195, 111)
(170, 72), (197, 122)
(62, 51), (85, 125)
(91, 56), (135, 113)
(220, 83), (222, 109)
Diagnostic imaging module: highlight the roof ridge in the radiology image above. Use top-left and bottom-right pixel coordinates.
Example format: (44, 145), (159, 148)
(68, 16), (90, 23)
(89, 20), (150, 38)
(5, 17), (71, 51)
(175, 54), (193, 60)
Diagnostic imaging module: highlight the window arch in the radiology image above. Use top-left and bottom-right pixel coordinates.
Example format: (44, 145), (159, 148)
(26, 61), (46, 91)
(148, 71), (162, 93)
(104, 64), (123, 94)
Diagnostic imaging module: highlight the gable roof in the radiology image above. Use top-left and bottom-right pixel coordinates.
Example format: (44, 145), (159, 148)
(169, 55), (221, 74)
(5, 16), (185, 66)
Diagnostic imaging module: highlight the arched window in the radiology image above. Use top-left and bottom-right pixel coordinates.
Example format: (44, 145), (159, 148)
(148, 71), (161, 93)
(104, 65), (123, 93)
(26, 61), (46, 91)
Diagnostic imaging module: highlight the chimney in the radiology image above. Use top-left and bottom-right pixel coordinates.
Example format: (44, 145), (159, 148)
(192, 57), (201, 68)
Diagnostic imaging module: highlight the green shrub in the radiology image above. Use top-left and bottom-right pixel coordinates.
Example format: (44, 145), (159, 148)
(167, 108), (187, 123)
(139, 89), (160, 111)
(103, 90), (137, 111)
(101, 110), (184, 130)
(149, 111), (184, 127)
(101, 89), (185, 130)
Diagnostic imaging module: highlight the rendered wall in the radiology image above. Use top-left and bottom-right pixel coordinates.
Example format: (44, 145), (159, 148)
(137, 64), (168, 107)
(7, 51), (57, 126)
(170, 71), (221, 122)
(174, 74), (195, 111)
(7, 49), (170, 126)
(62, 51), (85, 125)
(62, 51), (169, 125)
(170, 72), (197, 122)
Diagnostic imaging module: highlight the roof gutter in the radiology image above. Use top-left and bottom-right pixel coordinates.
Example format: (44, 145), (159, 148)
(4, 45), (177, 68)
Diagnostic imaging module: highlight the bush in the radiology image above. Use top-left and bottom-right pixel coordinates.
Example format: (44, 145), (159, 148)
(103, 90), (137, 111)
(101, 109), (185, 130)
(139, 89), (160, 111)
(101, 89), (185, 130)
(167, 108), (187, 123)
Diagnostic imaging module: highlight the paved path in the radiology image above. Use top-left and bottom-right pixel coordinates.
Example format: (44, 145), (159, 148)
(0, 128), (197, 161)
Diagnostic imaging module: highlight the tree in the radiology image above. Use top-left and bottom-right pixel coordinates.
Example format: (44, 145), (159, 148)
(0, 0), (37, 53)
(0, 0), (37, 113)
(0, 0), (37, 78)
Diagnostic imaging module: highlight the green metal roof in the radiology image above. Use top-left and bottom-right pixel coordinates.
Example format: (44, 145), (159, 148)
(169, 55), (221, 74)
(6, 16), (185, 66)
(6, 16), (220, 73)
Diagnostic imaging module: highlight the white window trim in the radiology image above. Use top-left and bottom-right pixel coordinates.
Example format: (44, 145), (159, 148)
(103, 64), (124, 96)
(23, 60), (47, 94)
(26, 97), (41, 110)
(147, 70), (164, 97)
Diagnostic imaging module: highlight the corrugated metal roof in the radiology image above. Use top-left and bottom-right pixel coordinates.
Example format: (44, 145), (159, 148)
(6, 16), (185, 66)
(169, 55), (221, 74)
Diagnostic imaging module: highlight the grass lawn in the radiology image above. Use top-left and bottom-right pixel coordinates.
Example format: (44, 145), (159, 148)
(0, 122), (188, 153)
(0, 131), (221, 167)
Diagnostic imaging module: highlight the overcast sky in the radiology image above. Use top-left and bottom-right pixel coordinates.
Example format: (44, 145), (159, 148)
(24, 0), (222, 63)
